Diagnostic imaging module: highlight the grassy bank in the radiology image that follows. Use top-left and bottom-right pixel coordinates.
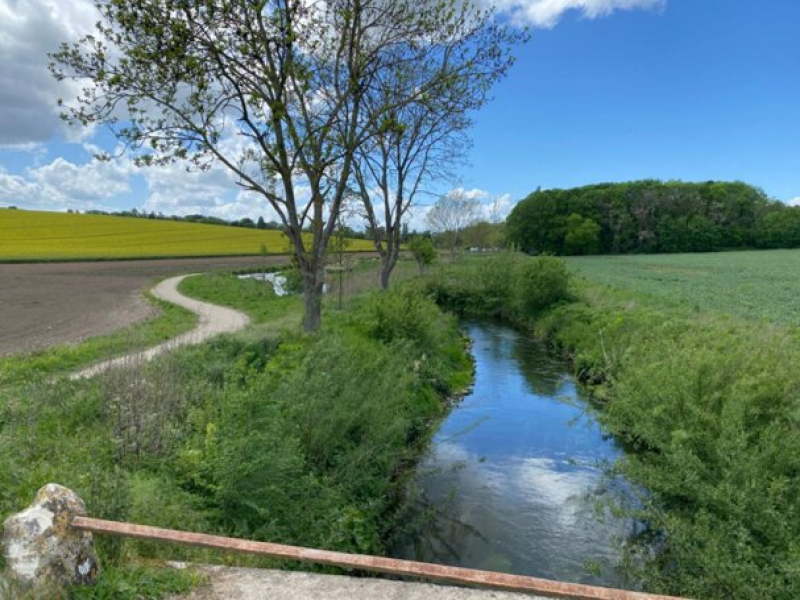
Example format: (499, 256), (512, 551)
(427, 253), (800, 600)
(0, 271), (471, 597)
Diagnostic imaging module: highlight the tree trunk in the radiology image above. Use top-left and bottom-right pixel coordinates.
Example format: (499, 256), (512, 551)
(379, 255), (396, 290)
(301, 264), (325, 332)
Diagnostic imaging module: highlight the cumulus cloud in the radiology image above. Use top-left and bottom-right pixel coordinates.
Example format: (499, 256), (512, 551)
(0, 0), (99, 147)
(490, 0), (665, 28)
(0, 156), (133, 210)
(786, 197), (800, 207)
(139, 157), (307, 223)
(30, 157), (133, 200)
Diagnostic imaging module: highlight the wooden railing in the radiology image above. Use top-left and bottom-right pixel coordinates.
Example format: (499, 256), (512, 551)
(72, 516), (689, 600)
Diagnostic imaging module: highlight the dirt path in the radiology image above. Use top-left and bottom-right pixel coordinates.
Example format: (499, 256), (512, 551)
(73, 275), (249, 378)
(0, 255), (283, 357)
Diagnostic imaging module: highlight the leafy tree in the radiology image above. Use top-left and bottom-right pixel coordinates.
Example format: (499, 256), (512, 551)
(563, 213), (600, 255)
(352, 19), (520, 289)
(686, 215), (721, 252)
(462, 220), (506, 250)
(507, 180), (774, 255)
(256, 216), (267, 230)
(51, 0), (502, 330)
(755, 207), (800, 248)
(408, 235), (436, 274)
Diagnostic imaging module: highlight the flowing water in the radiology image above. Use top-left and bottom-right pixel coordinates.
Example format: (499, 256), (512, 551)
(392, 321), (626, 587)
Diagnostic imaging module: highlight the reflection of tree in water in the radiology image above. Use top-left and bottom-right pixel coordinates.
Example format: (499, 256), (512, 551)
(400, 488), (491, 565)
(473, 323), (512, 364)
(511, 334), (566, 397)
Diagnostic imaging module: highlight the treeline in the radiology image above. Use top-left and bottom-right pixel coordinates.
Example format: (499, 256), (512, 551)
(507, 180), (798, 255)
(78, 208), (284, 230)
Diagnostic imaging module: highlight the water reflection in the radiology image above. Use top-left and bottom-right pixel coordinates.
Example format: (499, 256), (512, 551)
(391, 322), (625, 586)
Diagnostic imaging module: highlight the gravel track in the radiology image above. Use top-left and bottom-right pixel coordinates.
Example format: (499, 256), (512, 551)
(73, 274), (249, 378)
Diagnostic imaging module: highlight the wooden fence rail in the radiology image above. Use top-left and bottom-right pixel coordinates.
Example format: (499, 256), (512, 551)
(72, 516), (689, 600)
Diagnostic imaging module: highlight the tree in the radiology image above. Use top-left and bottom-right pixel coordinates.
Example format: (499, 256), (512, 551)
(462, 220), (506, 250)
(256, 216), (267, 230)
(51, 0), (504, 330)
(408, 235), (436, 274)
(507, 180), (773, 255)
(563, 213), (600, 255)
(352, 19), (519, 289)
(426, 190), (482, 255)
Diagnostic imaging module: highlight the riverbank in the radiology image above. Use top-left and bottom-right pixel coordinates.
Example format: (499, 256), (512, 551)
(0, 268), (472, 598)
(534, 282), (800, 600)
(426, 254), (800, 600)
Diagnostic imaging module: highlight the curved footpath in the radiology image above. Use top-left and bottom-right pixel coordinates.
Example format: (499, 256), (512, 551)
(73, 274), (250, 379)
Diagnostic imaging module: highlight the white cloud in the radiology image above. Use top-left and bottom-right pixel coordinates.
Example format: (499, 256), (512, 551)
(0, 156), (133, 210)
(406, 188), (517, 231)
(30, 157), (133, 200)
(454, 187), (491, 201)
(0, 0), (99, 147)
(139, 157), (305, 223)
(491, 0), (665, 28)
(785, 197), (800, 207)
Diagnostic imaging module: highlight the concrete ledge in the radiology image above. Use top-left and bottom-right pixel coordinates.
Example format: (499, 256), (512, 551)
(174, 565), (546, 600)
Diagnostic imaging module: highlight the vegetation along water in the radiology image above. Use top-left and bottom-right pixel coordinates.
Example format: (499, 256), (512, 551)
(5, 250), (800, 599)
(0, 270), (472, 597)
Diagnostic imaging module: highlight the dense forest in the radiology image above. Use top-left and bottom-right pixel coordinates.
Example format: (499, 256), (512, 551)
(506, 180), (800, 255)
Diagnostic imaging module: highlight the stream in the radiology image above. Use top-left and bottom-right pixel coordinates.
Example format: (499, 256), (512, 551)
(391, 321), (627, 587)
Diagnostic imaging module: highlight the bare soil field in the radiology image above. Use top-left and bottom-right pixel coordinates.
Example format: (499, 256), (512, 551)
(0, 255), (286, 357)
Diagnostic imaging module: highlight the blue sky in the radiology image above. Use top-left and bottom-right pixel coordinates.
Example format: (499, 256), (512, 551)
(464, 0), (800, 204)
(1, 0), (798, 227)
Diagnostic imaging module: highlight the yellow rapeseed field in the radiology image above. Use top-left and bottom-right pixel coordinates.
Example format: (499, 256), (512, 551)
(0, 209), (373, 260)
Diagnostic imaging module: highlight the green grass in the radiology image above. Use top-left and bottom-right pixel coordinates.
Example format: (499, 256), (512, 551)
(71, 565), (206, 600)
(179, 272), (301, 326)
(567, 249), (800, 324)
(0, 209), (373, 261)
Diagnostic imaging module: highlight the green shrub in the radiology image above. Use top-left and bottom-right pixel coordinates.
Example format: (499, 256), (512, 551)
(533, 282), (800, 599)
(424, 253), (571, 320)
(408, 236), (436, 273)
(510, 255), (571, 315)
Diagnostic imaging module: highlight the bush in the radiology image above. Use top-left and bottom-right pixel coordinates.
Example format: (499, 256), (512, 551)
(511, 255), (571, 315)
(424, 253), (571, 321)
(408, 236), (436, 273)
(533, 282), (800, 599)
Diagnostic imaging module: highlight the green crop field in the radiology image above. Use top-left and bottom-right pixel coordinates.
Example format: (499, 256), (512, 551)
(0, 209), (373, 260)
(567, 249), (800, 324)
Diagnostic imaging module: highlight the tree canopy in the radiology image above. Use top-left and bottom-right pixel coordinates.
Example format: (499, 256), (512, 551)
(506, 180), (791, 255)
(51, 0), (518, 329)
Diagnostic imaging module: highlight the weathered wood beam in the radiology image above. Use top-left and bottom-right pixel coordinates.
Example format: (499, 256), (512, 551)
(72, 516), (689, 600)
